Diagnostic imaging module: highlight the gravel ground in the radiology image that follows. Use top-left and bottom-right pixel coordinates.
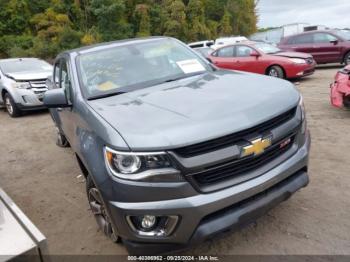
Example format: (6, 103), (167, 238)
(1, 66), (349, 257)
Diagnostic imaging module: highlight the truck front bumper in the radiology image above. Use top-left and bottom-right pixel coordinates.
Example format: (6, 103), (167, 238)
(108, 131), (310, 255)
(11, 88), (47, 110)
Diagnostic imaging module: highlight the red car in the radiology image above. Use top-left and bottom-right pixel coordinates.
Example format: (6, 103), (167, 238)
(278, 30), (350, 65)
(208, 42), (316, 79)
(330, 65), (350, 109)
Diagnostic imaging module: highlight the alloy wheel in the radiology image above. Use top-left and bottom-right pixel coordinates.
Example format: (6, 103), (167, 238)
(346, 55), (350, 65)
(88, 187), (119, 242)
(269, 68), (279, 78)
(5, 96), (13, 115)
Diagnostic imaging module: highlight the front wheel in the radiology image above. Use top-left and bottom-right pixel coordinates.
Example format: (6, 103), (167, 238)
(4, 93), (21, 117)
(267, 66), (285, 79)
(86, 175), (120, 243)
(56, 128), (70, 148)
(344, 52), (350, 65)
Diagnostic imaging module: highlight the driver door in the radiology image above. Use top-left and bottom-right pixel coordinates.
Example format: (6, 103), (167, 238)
(52, 57), (75, 144)
(211, 46), (237, 70)
(233, 45), (263, 74)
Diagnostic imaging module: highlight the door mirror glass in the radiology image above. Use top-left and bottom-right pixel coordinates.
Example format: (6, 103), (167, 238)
(43, 89), (71, 108)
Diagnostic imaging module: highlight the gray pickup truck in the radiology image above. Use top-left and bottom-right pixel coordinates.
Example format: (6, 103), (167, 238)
(0, 188), (48, 261)
(43, 37), (310, 255)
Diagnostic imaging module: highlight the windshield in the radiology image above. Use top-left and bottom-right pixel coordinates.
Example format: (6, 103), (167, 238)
(77, 38), (209, 99)
(253, 43), (281, 54)
(0, 59), (52, 74)
(334, 30), (350, 40)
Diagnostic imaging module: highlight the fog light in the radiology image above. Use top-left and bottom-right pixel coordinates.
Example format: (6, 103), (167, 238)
(141, 215), (156, 229)
(126, 215), (179, 237)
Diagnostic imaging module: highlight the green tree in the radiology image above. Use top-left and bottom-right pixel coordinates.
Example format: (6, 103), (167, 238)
(0, 0), (259, 59)
(30, 5), (81, 57)
(4, 0), (31, 35)
(134, 4), (151, 37)
(226, 0), (257, 36)
(219, 10), (232, 36)
(186, 0), (210, 41)
(89, 0), (133, 41)
(162, 0), (187, 40)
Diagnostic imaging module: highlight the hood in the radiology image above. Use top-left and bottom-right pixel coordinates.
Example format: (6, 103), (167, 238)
(88, 71), (300, 151)
(273, 51), (312, 59)
(6, 71), (52, 81)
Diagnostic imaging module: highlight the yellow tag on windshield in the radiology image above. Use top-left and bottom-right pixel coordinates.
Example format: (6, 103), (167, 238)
(97, 81), (118, 91)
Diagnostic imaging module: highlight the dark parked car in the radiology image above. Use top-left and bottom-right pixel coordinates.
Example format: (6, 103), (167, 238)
(278, 30), (350, 65)
(208, 42), (315, 79)
(43, 37), (310, 255)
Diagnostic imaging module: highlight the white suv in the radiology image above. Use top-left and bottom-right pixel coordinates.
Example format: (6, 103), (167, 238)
(0, 58), (52, 117)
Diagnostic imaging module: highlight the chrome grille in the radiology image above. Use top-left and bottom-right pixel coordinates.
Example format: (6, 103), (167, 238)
(174, 107), (297, 158)
(29, 80), (48, 89)
(190, 134), (295, 188)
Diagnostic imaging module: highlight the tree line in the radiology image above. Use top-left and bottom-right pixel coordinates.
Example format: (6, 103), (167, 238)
(0, 0), (258, 59)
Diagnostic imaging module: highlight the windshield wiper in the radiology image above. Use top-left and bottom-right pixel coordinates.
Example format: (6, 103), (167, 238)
(87, 91), (125, 101)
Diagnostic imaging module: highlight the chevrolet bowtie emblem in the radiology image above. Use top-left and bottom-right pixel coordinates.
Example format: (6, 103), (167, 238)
(241, 136), (272, 157)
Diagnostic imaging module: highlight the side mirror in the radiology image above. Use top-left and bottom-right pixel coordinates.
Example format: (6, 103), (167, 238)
(250, 51), (260, 57)
(43, 89), (70, 108)
(330, 40), (339, 45)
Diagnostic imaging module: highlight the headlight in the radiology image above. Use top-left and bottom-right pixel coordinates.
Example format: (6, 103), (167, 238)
(104, 146), (182, 182)
(299, 96), (306, 133)
(289, 58), (306, 64)
(11, 82), (31, 89)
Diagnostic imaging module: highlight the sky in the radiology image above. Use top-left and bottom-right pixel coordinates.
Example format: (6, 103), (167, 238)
(257, 0), (350, 29)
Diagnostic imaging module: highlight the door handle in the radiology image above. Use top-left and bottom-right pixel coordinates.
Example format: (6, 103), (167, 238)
(57, 108), (62, 112)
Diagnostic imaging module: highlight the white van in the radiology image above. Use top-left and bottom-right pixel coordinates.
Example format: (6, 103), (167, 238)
(211, 36), (248, 50)
(188, 40), (214, 49)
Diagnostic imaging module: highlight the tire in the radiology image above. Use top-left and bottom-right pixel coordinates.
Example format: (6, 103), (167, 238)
(267, 65), (285, 79)
(344, 52), (350, 66)
(343, 95), (350, 109)
(4, 93), (21, 117)
(86, 175), (120, 243)
(56, 127), (70, 148)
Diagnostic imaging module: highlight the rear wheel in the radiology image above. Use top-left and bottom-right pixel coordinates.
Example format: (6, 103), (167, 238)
(343, 95), (350, 109)
(344, 52), (350, 65)
(267, 66), (285, 79)
(86, 175), (120, 243)
(4, 93), (21, 117)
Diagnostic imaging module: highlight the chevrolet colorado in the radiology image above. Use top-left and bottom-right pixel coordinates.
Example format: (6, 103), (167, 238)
(43, 37), (310, 255)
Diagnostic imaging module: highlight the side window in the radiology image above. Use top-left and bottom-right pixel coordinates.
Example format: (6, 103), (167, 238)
(59, 60), (73, 103)
(293, 34), (313, 44)
(235, 46), (254, 57)
(53, 61), (60, 88)
(217, 46), (234, 57)
(313, 33), (338, 43)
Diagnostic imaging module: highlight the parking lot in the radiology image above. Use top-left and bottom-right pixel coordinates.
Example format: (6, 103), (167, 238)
(1, 66), (350, 256)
